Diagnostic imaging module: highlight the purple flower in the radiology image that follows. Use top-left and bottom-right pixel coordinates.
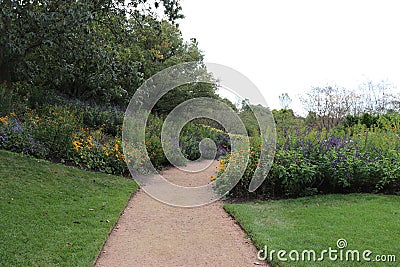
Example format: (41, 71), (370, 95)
(0, 134), (7, 146)
(12, 121), (22, 132)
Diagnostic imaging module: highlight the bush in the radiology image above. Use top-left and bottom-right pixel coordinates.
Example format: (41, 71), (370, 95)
(218, 114), (400, 199)
(70, 127), (128, 175)
(179, 123), (230, 160)
(0, 113), (49, 158)
(29, 105), (80, 159)
(0, 97), (230, 176)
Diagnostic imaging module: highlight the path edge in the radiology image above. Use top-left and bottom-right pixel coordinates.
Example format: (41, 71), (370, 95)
(222, 203), (270, 267)
(91, 185), (141, 266)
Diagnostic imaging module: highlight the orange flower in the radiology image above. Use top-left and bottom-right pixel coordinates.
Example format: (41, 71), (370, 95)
(0, 116), (9, 126)
(72, 141), (82, 151)
(114, 143), (119, 151)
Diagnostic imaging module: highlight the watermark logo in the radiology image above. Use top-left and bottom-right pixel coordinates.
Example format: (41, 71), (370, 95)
(257, 238), (397, 263)
(122, 62), (276, 207)
(336, 238), (347, 249)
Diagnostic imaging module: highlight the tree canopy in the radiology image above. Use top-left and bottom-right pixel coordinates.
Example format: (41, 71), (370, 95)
(0, 0), (220, 110)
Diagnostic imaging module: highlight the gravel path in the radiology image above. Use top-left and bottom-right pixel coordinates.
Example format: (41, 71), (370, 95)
(94, 160), (267, 267)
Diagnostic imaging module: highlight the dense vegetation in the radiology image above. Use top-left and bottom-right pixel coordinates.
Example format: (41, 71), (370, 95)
(1, 0), (189, 104)
(216, 84), (400, 199)
(217, 108), (400, 198)
(1, 1), (399, 201)
(0, 0), (226, 110)
(0, 0), (231, 174)
(0, 92), (230, 174)
(2, 2), (398, 267)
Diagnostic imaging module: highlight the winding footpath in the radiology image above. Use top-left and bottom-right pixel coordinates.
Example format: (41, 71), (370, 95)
(94, 161), (267, 267)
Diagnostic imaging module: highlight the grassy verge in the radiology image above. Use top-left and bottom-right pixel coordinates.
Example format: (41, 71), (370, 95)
(224, 194), (399, 266)
(0, 150), (137, 266)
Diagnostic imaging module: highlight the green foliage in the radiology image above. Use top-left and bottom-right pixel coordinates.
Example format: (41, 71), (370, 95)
(0, 81), (33, 115)
(32, 106), (80, 159)
(180, 123), (230, 160)
(153, 82), (219, 115)
(0, 113), (49, 158)
(0, 96), (230, 175)
(218, 112), (400, 199)
(0, 0), (197, 107)
(143, 115), (230, 168)
(272, 108), (303, 131)
(0, 0), (227, 175)
(239, 103), (273, 137)
(341, 113), (380, 128)
(0, 82), (13, 115)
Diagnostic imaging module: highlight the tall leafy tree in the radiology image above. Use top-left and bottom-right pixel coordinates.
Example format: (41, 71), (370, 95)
(0, 0), (183, 99)
(1, 0), (223, 113)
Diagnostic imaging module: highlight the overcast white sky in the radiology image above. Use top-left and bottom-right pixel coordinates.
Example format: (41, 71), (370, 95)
(178, 0), (400, 114)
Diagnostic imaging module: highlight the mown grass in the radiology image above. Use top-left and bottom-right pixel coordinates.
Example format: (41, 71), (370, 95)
(0, 150), (137, 266)
(224, 194), (400, 266)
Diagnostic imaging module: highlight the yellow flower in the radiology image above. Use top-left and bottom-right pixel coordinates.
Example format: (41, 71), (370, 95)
(113, 143), (119, 151)
(105, 151), (109, 156)
(0, 116), (9, 126)
(86, 136), (94, 148)
(210, 175), (215, 181)
(72, 141), (82, 151)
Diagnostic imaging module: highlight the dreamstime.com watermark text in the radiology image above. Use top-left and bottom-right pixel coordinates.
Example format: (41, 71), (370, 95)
(257, 239), (397, 263)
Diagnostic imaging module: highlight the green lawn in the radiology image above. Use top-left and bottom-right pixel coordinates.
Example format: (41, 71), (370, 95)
(224, 194), (400, 266)
(0, 150), (137, 266)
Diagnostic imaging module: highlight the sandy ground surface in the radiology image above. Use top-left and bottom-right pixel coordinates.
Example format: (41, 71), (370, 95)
(94, 160), (267, 267)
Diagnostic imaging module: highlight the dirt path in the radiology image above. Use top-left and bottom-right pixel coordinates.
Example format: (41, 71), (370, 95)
(94, 160), (267, 267)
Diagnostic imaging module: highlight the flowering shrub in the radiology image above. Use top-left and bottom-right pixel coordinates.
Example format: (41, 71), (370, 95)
(69, 127), (127, 174)
(28, 105), (80, 159)
(143, 115), (230, 169)
(180, 124), (229, 160)
(2, 85), (399, 198)
(0, 101), (230, 175)
(218, 115), (400, 198)
(0, 113), (49, 158)
(0, 105), (127, 174)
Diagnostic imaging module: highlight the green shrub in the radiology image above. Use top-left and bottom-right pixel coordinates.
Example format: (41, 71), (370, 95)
(0, 113), (49, 158)
(1, 99), (230, 176)
(30, 105), (80, 159)
(218, 113), (400, 199)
